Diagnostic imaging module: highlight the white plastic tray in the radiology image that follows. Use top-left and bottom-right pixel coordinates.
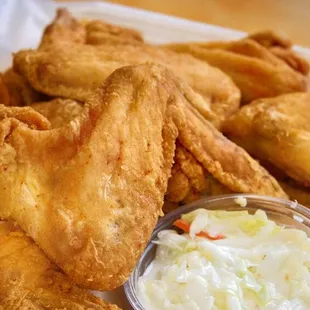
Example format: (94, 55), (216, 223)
(1, 0), (309, 308)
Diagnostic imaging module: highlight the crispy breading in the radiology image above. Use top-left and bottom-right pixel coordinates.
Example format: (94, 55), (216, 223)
(39, 8), (86, 48)
(279, 180), (310, 208)
(1, 69), (44, 106)
(85, 20), (144, 45)
(0, 74), (10, 106)
(247, 30), (292, 49)
(269, 46), (310, 76)
(224, 92), (310, 187)
(164, 37), (308, 103)
(166, 144), (209, 203)
(248, 31), (310, 75)
(30, 98), (83, 128)
(0, 64), (179, 290)
(39, 8), (143, 48)
(0, 104), (50, 130)
(0, 221), (120, 309)
(0, 64), (286, 291)
(13, 42), (240, 129)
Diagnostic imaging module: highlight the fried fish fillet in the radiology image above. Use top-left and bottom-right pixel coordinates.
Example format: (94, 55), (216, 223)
(0, 69), (44, 106)
(224, 92), (310, 187)
(13, 42), (240, 128)
(30, 99), (83, 128)
(0, 221), (120, 309)
(164, 36), (308, 103)
(0, 64), (286, 290)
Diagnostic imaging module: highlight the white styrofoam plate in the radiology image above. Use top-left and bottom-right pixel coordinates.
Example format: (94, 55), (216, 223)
(1, 0), (309, 308)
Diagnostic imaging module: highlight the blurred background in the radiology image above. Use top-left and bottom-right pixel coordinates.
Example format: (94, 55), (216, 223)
(63, 0), (310, 46)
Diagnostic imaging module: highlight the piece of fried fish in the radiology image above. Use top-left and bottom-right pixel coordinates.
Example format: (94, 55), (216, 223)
(0, 64), (285, 290)
(0, 221), (120, 309)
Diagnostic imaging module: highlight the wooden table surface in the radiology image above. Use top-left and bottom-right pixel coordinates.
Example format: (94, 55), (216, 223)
(62, 0), (310, 47)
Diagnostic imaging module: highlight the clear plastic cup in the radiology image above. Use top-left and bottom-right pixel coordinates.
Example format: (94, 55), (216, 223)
(124, 194), (310, 309)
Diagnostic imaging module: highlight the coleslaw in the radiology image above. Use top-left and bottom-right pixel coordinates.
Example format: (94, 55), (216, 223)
(137, 209), (310, 309)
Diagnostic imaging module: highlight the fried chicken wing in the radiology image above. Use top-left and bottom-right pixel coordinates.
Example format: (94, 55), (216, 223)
(224, 92), (310, 187)
(0, 221), (120, 309)
(0, 64), (286, 290)
(13, 41), (240, 128)
(30, 98), (83, 128)
(0, 64), (180, 290)
(164, 36), (308, 103)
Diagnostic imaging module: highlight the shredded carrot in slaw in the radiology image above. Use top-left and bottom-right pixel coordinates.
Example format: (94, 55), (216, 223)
(173, 219), (225, 240)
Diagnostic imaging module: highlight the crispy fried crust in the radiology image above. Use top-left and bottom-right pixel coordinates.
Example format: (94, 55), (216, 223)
(248, 31), (310, 75)
(269, 46), (310, 76)
(0, 221), (120, 309)
(247, 30), (292, 49)
(279, 180), (310, 208)
(166, 144), (209, 203)
(0, 64), (180, 290)
(85, 20), (144, 45)
(0, 74), (10, 106)
(30, 98), (83, 128)
(224, 92), (310, 187)
(0, 64), (286, 290)
(164, 38), (308, 103)
(1, 69), (44, 106)
(39, 8), (86, 48)
(13, 42), (240, 128)
(0, 104), (50, 130)
(39, 8), (143, 48)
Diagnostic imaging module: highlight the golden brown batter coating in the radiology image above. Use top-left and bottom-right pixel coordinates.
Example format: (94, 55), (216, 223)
(224, 92), (310, 187)
(0, 221), (120, 309)
(0, 64), (286, 291)
(164, 35), (308, 103)
(30, 98), (83, 128)
(13, 41), (240, 129)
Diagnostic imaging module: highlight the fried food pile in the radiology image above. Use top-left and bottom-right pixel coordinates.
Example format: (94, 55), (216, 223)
(164, 31), (309, 103)
(0, 7), (309, 307)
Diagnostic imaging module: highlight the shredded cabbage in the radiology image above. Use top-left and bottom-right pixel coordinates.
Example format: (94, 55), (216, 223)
(137, 209), (310, 310)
